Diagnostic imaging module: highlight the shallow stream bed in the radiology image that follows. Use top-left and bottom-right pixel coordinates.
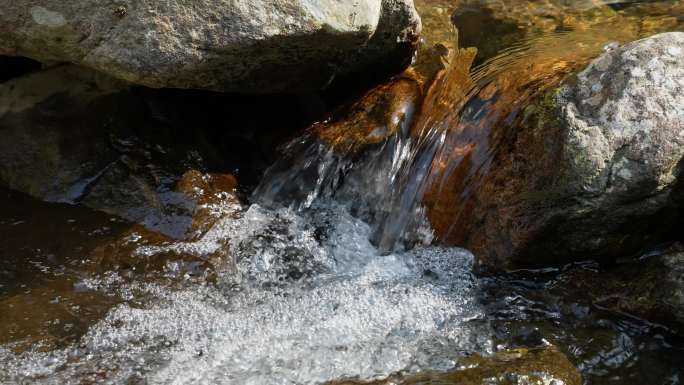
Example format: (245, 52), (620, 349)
(2, 1), (684, 384)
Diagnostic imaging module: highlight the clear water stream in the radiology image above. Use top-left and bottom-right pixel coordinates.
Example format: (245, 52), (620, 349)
(2, 1), (684, 384)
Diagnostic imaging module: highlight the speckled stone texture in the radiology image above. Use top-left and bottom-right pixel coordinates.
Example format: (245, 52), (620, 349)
(441, 32), (684, 269)
(0, 0), (420, 92)
(560, 32), (684, 201)
(662, 252), (684, 323)
(524, 32), (684, 266)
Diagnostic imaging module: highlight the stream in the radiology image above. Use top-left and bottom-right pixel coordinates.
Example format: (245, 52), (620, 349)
(2, 1), (684, 384)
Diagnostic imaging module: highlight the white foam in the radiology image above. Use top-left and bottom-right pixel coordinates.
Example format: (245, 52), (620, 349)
(1, 203), (491, 385)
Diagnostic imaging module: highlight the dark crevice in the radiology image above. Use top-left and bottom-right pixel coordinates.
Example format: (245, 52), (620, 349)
(0, 56), (42, 83)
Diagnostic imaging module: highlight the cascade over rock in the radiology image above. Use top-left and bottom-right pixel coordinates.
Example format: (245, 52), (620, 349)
(431, 32), (684, 268)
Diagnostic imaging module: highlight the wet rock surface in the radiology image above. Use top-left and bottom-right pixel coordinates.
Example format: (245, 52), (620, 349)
(558, 248), (684, 330)
(0, 171), (239, 353)
(481, 260), (684, 385)
(254, 75), (422, 213)
(0, 0), (420, 93)
(431, 32), (684, 268)
(331, 346), (582, 385)
(0, 64), (323, 238)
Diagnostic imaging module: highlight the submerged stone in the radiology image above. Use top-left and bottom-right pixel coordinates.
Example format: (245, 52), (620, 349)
(331, 345), (581, 385)
(556, 248), (684, 331)
(0, 185), (233, 353)
(414, 0), (684, 66)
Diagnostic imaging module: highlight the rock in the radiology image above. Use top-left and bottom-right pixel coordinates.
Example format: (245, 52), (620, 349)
(560, 33), (684, 202)
(175, 170), (239, 237)
(316, 76), (422, 152)
(254, 75), (422, 209)
(0, 64), (321, 238)
(0, 185), (229, 353)
(330, 345), (581, 385)
(79, 165), (240, 239)
(0, 65), (128, 201)
(556, 249), (684, 329)
(427, 32), (684, 268)
(0, 0), (421, 93)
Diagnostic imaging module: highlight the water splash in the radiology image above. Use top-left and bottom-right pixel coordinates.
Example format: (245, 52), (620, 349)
(0, 202), (491, 385)
(254, 0), (684, 252)
(3, 2), (684, 384)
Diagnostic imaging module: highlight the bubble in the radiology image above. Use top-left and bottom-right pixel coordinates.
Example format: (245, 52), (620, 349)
(1, 203), (491, 385)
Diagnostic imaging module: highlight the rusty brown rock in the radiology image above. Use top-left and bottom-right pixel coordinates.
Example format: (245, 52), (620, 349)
(317, 76), (423, 153)
(424, 33), (684, 269)
(175, 170), (240, 238)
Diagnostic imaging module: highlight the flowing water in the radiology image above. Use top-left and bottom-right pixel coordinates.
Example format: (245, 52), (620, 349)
(2, 1), (684, 384)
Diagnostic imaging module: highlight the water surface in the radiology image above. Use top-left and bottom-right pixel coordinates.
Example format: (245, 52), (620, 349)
(2, 1), (684, 384)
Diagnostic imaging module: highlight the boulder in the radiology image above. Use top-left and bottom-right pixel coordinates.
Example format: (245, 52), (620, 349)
(0, 65), (128, 201)
(0, 66), (244, 239)
(427, 32), (684, 268)
(0, 0), (421, 93)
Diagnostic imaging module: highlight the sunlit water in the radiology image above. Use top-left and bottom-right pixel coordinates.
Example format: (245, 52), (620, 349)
(257, 0), (684, 250)
(0, 199), (491, 384)
(2, 1), (684, 384)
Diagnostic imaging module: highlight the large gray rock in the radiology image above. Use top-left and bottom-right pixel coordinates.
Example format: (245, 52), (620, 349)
(433, 32), (684, 269)
(0, 0), (420, 92)
(560, 32), (684, 205)
(537, 32), (684, 263)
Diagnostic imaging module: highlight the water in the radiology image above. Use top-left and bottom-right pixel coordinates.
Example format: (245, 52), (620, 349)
(0, 196), (490, 384)
(2, 1), (684, 384)
(255, 0), (684, 251)
(481, 264), (684, 385)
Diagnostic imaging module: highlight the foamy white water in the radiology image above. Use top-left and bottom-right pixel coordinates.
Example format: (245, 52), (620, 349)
(0, 202), (491, 385)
